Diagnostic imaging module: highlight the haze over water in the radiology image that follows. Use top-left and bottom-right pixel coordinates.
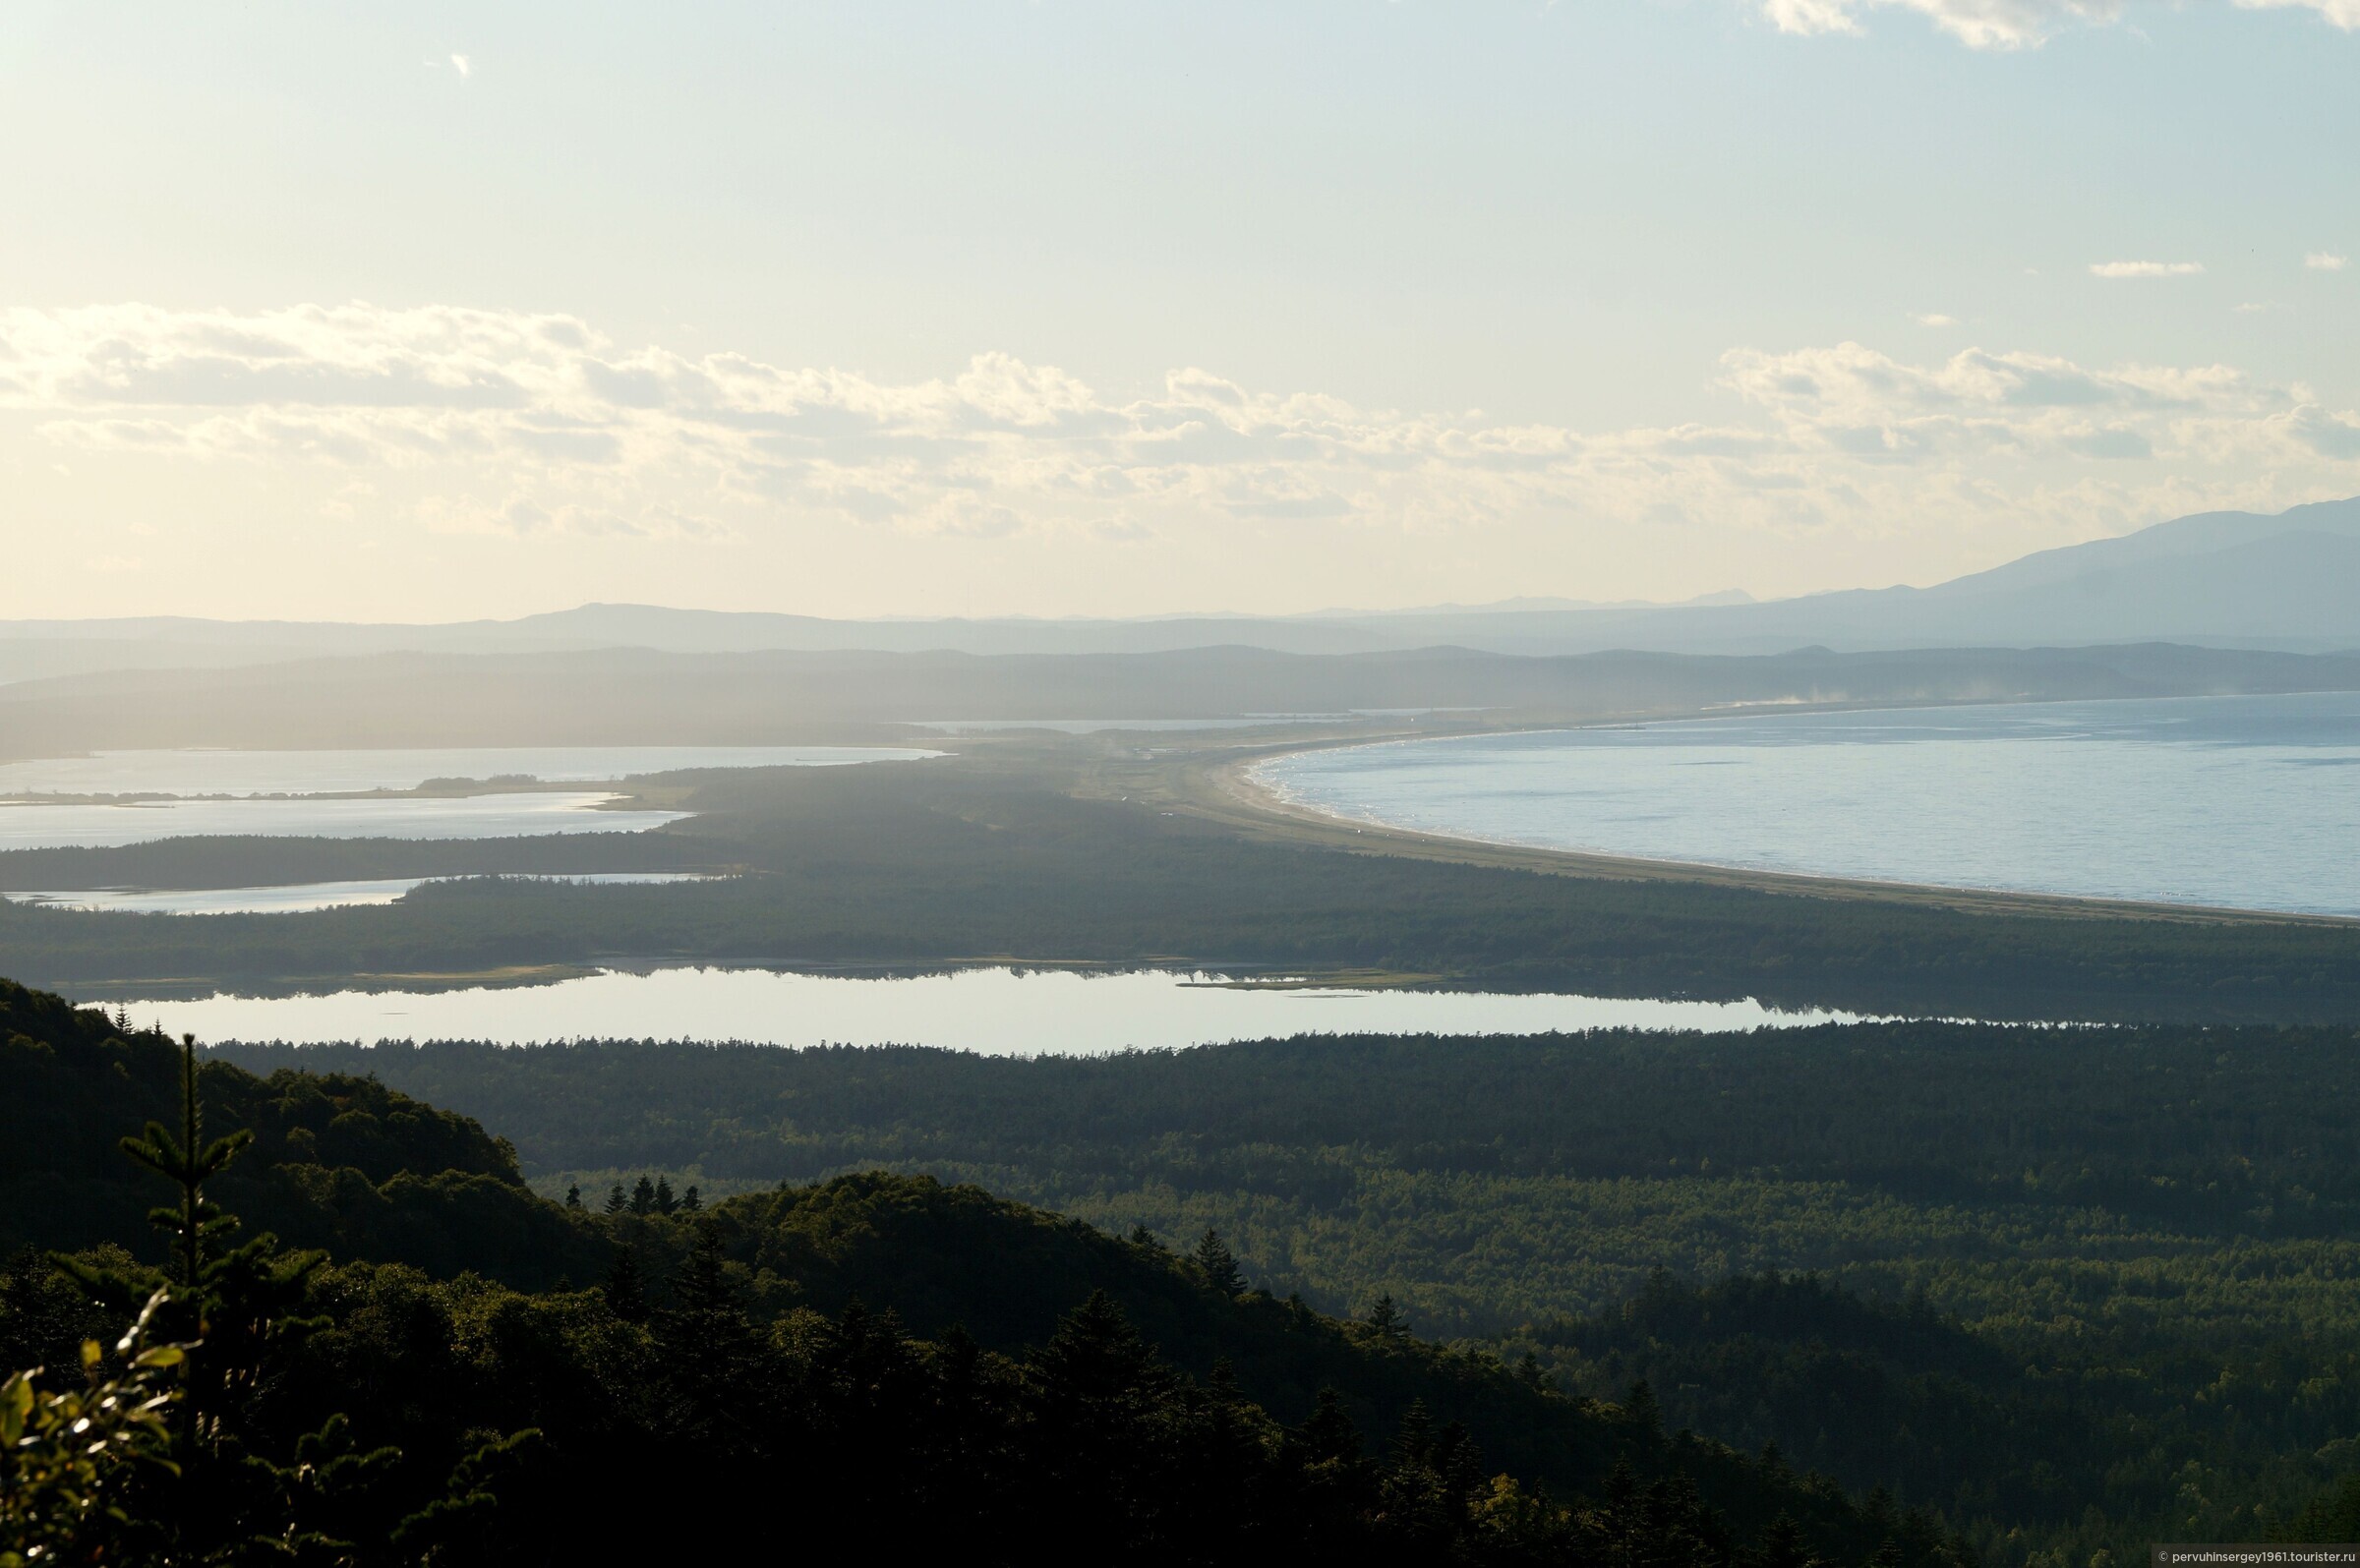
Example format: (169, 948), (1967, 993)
(1261, 692), (2360, 918)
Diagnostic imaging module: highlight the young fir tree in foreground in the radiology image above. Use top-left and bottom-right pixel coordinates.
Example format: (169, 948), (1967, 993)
(6, 1031), (525, 1567)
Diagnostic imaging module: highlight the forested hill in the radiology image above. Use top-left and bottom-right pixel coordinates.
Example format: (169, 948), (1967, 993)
(0, 975), (603, 1287)
(219, 1025), (2360, 1558)
(0, 974), (1949, 1566)
(253, 1023), (2360, 1247)
(599, 1169), (1910, 1558)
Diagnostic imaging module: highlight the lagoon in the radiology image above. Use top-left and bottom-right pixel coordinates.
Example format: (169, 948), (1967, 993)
(100, 965), (1867, 1055)
(0, 744), (936, 851)
(0, 744), (935, 796)
(0, 790), (679, 849)
(6, 871), (723, 915)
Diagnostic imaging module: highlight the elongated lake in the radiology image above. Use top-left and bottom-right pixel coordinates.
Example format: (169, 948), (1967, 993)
(0, 745), (935, 850)
(1257, 691), (2360, 917)
(96, 965), (1865, 1054)
(6, 872), (722, 915)
(0, 744), (933, 796)
(0, 790), (682, 849)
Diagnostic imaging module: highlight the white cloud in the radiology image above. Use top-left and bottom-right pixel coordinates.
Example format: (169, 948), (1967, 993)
(1, 303), (2354, 573)
(419, 494), (722, 541)
(2089, 261), (2205, 278)
(1912, 313), (1959, 326)
(1757, 0), (2122, 48)
(2307, 252), (2350, 271)
(450, 54), (471, 77)
(2234, 0), (2360, 29)
(1720, 341), (2270, 420)
(1759, 0), (2360, 46)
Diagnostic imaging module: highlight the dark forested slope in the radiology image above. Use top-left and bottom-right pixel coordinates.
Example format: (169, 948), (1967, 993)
(1, 974), (1945, 1566)
(19, 966), (2360, 1561)
(238, 1022), (2360, 1240)
(219, 1023), (2360, 1556)
(0, 975), (601, 1286)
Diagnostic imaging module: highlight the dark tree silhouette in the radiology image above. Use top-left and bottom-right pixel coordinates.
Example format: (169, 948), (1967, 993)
(1191, 1229), (1244, 1297)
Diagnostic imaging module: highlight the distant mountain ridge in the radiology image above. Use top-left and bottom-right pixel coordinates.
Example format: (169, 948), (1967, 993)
(1636, 495), (2360, 653)
(7, 642), (2358, 758)
(5, 496), (2355, 679)
(1938, 496), (2360, 594)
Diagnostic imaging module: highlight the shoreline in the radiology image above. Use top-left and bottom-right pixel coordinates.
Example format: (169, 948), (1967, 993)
(1165, 709), (2360, 931)
(40, 958), (1479, 1004)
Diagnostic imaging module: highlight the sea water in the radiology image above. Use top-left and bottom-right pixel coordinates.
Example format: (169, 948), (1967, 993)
(1257, 692), (2360, 917)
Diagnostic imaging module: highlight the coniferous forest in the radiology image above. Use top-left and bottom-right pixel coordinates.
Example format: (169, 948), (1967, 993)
(11, 969), (2360, 1564)
(3, 975), (1959, 1565)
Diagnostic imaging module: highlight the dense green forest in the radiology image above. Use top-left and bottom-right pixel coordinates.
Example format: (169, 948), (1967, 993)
(0, 981), (601, 1290)
(10, 750), (2360, 1021)
(215, 1022), (2360, 1561)
(16, 972), (2360, 1561)
(4, 975), (1968, 1564)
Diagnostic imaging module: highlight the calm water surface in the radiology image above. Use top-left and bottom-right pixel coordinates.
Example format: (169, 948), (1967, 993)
(0, 745), (935, 796)
(99, 966), (1865, 1054)
(911, 713), (1464, 733)
(1258, 692), (2360, 917)
(6, 872), (723, 915)
(0, 745), (935, 851)
(0, 791), (680, 849)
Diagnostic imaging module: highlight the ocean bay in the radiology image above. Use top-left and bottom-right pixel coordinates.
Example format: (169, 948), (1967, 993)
(1257, 691), (2360, 918)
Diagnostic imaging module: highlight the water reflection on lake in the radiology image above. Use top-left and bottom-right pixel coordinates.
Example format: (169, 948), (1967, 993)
(0, 791), (680, 849)
(7, 872), (722, 915)
(0, 744), (941, 851)
(103, 964), (1866, 1054)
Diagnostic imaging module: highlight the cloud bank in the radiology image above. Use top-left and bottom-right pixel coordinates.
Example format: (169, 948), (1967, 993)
(1758, 0), (2360, 48)
(1, 302), (2354, 590)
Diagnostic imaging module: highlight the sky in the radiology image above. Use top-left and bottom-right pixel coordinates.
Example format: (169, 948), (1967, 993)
(2, 0), (2357, 623)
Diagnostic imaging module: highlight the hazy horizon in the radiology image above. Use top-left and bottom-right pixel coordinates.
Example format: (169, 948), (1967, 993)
(6, 0), (2358, 623)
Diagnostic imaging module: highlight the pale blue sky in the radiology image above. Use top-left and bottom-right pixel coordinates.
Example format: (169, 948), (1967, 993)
(2, 1), (2355, 619)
